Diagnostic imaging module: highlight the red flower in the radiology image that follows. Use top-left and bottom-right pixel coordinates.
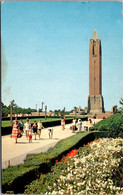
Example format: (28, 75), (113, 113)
(40, 172), (43, 175)
(55, 160), (58, 163)
(37, 174), (39, 178)
(66, 149), (78, 158)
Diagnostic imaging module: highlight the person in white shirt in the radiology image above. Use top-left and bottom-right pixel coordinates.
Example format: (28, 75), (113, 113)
(72, 118), (77, 132)
(37, 120), (44, 139)
(24, 119), (31, 139)
(77, 119), (82, 132)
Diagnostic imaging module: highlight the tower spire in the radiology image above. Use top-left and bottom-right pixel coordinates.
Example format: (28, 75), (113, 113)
(92, 29), (99, 41)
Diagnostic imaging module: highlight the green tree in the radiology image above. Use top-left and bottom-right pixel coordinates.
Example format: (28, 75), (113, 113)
(119, 98), (123, 112)
(1, 102), (10, 117)
(113, 105), (118, 114)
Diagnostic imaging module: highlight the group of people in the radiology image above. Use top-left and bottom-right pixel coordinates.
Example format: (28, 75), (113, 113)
(11, 118), (44, 143)
(11, 117), (94, 143)
(70, 118), (82, 132)
(71, 118), (96, 132)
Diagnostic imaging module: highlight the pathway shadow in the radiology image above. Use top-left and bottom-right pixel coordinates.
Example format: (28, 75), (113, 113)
(17, 142), (40, 144)
(40, 138), (59, 140)
(17, 142), (29, 144)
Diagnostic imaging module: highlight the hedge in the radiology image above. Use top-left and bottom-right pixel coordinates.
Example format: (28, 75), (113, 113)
(90, 113), (123, 138)
(2, 131), (108, 194)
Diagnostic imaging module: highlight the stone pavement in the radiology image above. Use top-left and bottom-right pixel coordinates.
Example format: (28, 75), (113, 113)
(2, 119), (101, 169)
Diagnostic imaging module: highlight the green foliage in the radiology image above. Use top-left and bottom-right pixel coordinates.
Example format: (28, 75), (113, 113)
(24, 138), (123, 195)
(113, 105), (118, 114)
(119, 98), (123, 112)
(90, 113), (123, 138)
(1, 100), (37, 117)
(2, 131), (108, 194)
(1, 102), (10, 117)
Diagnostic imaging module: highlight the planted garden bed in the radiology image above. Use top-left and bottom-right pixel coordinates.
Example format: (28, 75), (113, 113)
(24, 138), (123, 195)
(2, 131), (108, 194)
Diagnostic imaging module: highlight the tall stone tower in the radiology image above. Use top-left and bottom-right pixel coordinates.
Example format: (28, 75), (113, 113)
(87, 29), (104, 114)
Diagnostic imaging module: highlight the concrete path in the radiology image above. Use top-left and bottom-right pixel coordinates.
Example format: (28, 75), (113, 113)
(2, 119), (101, 169)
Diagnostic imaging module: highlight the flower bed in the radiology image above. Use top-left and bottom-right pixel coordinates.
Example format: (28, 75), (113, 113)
(24, 138), (123, 194)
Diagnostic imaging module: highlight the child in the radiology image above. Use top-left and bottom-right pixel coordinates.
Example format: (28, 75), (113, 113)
(28, 131), (32, 143)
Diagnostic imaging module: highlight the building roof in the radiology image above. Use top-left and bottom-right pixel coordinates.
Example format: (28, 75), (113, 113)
(92, 29), (99, 41)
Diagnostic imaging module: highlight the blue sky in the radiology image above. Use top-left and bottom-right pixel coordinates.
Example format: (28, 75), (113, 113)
(1, 1), (123, 111)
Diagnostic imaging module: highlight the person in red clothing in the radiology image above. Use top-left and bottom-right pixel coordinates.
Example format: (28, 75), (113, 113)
(11, 120), (19, 143)
(28, 131), (32, 143)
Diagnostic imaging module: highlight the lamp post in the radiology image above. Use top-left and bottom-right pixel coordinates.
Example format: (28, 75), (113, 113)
(10, 101), (13, 126)
(36, 104), (37, 112)
(64, 107), (65, 117)
(45, 105), (47, 120)
(73, 107), (76, 118)
(42, 102), (44, 112)
(39, 108), (40, 116)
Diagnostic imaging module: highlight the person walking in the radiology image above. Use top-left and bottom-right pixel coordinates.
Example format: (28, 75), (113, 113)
(92, 119), (95, 126)
(61, 118), (65, 130)
(19, 119), (24, 134)
(32, 121), (38, 140)
(11, 120), (19, 143)
(28, 129), (32, 143)
(72, 118), (76, 133)
(37, 120), (44, 139)
(24, 119), (31, 139)
(13, 117), (18, 124)
(77, 118), (82, 132)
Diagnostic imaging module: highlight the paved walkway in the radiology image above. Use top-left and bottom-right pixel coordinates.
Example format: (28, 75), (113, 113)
(2, 119), (101, 169)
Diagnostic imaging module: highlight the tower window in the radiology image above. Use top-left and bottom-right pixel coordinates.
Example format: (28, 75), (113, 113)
(93, 42), (97, 57)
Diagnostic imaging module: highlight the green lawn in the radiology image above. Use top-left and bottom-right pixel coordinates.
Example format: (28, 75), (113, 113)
(1, 117), (73, 128)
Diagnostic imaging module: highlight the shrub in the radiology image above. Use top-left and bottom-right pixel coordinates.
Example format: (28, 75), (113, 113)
(90, 113), (123, 138)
